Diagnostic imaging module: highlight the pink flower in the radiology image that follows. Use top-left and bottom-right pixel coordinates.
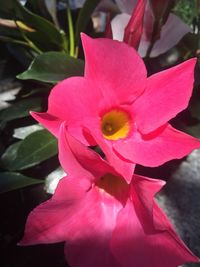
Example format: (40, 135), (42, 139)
(112, 0), (191, 57)
(20, 123), (199, 267)
(31, 34), (200, 182)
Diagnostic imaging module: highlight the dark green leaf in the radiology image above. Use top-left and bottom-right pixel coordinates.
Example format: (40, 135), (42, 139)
(0, 35), (30, 47)
(1, 130), (58, 171)
(0, 0), (64, 51)
(17, 51), (84, 83)
(25, 0), (52, 21)
(75, 0), (101, 45)
(13, 124), (43, 140)
(0, 97), (42, 124)
(1, 142), (22, 170)
(0, 172), (43, 194)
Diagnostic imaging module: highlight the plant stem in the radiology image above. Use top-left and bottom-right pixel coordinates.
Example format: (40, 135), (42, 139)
(15, 20), (42, 54)
(67, 6), (75, 57)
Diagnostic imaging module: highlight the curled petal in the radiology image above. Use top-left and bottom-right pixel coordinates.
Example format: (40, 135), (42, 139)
(131, 174), (165, 231)
(84, 121), (135, 183)
(111, 201), (199, 267)
(31, 112), (62, 137)
(58, 122), (114, 180)
(99, 136), (135, 183)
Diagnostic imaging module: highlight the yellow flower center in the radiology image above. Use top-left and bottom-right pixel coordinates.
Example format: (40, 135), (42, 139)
(97, 173), (128, 199)
(101, 109), (130, 140)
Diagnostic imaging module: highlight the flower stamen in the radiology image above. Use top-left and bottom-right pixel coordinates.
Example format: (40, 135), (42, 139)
(101, 109), (130, 140)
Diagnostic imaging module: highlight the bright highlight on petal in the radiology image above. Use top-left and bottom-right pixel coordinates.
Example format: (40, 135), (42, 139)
(101, 109), (130, 140)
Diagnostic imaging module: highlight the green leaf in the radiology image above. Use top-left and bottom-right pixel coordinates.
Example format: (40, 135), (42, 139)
(17, 51), (84, 83)
(1, 142), (22, 170)
(0, 172), (43, 194)
(0, 0), (64, 51)
(75, 0), (101, 45)
(13, 124), (43, 140)
(0, 97), (42, 125)
(0, 35), (30, 47)
(1, 130), (58, 171)
(25, 0), (52, 21)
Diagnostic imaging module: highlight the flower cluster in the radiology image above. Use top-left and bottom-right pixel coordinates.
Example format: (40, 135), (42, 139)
(20, 30), (200, 267)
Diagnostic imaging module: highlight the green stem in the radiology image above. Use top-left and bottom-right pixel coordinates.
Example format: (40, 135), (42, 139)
(60, 29), (69, 54)
(0, 35), (42, 54)
(25, 38), (42, 54)
(67, 7), (75, 57)
(15, 21), (42, 54)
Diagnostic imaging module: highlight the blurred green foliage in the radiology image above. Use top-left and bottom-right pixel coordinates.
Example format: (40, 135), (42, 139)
(173, 0), (197, 24)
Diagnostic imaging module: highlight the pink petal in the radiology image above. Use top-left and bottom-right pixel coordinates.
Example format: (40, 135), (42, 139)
(99, 137), (135, 183)
(111, 176), (199, 267)
(65, 240), (122, 267)
(31, 111), (94, 146)
(21, 124), (126, 247)
(31, 112), (62, 137)
(32, 76), (101, 144)
(58, 122), (115, 180)
(123, 0), (146, 50)
(82, 33), (147, 104)
(113, 124), (200, 167)
(130, 174), (165, 231)
(20, 172), (123, 249)
(48, 77), (100, 123)
(64, 188), (123, 267)
(19, 175), (92, 245)
(21, 177), (123, 266)
(99, 140), (135, 183)
(150, 13), (191, 58)
(133, 58), (197, 134)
